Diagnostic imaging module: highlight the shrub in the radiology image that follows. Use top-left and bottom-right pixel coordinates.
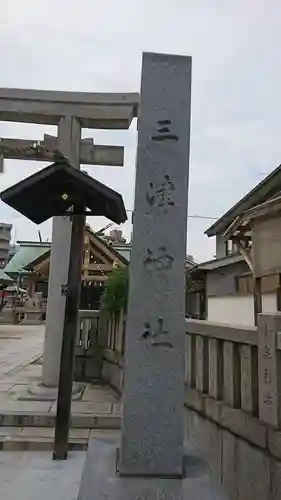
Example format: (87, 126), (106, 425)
(101, 266), (128, 318)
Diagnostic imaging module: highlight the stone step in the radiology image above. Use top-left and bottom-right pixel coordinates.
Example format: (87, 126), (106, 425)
(0, 426), (90, 451)
(0, 427), (120, 452)
(0, 436), (88, 451)
(0, 411), (121, 428)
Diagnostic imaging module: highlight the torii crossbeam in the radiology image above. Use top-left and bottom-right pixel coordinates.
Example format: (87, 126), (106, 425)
(0, 135), (124, 172)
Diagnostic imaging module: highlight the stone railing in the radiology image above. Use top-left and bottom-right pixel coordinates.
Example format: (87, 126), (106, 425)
(77, 310), (101, 349)
(75, 309), (125, 388)
(77, 309), (126, 352)
(76, 310), (281, 496)
(75, 310), (104, 381)
(185, 313), (281, 499)
(101, 311), (126, 393)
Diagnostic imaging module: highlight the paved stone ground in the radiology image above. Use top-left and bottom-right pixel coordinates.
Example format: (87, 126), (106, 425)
(0, 324), (121, 448)
(0, 324), (44, 380)
(0, 322), (120, 496)
(0, 450), (86, 500)
(0, 430), (120, 499)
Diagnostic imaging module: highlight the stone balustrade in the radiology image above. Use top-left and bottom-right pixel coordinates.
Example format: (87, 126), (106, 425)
(185, 314), (281, 429)
(72, 309), (281, 497)
(75, 310), (104, 381)
(100, 311), (126, 393)
(185, 313), (281, 499)
(77, 309), (100, 347)
(75, 310), (125, 385)
(77, 309), (125, 352)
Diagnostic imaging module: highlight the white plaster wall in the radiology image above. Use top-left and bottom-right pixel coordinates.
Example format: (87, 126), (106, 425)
(262, 293), (277, 313)
(207, 293), (277, 326)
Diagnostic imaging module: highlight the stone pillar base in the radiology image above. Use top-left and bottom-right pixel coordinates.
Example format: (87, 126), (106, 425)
(27, 382), (84, 401)
(77, 438), (228, 500)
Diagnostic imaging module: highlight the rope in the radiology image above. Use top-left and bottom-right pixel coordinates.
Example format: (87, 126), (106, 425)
(0, 140), (53, 157)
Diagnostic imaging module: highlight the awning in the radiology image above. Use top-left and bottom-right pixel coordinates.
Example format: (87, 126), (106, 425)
(0, 160), (127, 225)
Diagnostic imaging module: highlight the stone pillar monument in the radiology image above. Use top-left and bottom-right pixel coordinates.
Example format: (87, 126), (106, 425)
(78, 51), (229, 500)
(78, 52), (222, 500)
(119, 52), (191, 477)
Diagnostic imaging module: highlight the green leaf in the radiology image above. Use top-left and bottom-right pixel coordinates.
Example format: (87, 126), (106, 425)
(101, 267), (129, 318)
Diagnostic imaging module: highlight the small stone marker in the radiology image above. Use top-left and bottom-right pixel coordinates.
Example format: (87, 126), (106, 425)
(258, 313), (281, 427)
(119, 52), (192, 477)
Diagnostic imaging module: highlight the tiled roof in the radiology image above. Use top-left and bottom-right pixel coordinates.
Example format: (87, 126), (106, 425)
(205, 162), (281, 237)
(113, 246), (131, 261)
(106, 242), (131, 262)
(25, 227), (130, 272)
(4, 243), (51, 274)
(86, 227), (129, 265)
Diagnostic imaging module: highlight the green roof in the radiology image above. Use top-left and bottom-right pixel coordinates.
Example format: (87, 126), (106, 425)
(0, 270), (12, 283)
(113, 245), (131, 261)
(4, 243), (51, 274)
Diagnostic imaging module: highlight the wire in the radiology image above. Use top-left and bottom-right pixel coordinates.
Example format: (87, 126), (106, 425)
(188, 215), (218, 220)
(0, 143), (219, 222)
(124, 209), (218, 220)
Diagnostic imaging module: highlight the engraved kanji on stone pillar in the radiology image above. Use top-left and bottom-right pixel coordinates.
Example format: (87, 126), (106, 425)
(258, 313), (281, 428)
(119, 52), (192, 478)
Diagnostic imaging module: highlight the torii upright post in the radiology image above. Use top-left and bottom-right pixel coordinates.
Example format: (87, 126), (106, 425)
(42, 116), (82, 389)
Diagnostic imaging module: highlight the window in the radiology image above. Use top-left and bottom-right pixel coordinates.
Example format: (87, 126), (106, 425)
(225, 239), (233, 256)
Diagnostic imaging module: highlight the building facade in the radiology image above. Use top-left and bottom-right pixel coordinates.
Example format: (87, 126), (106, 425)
(188, 162), (281, 326)
(4, 225), (130, 310)
(0, 222), (12, 269)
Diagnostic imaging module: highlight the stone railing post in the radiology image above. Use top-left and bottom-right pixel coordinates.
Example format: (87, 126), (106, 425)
(240, 344), (258, 415)
(209, 338), (223, 400)
(195, 336), (209, 393)
(115, 309), (125, 354)
(97, 309), (108, 348)
(223, 341), (241, 408)
(185, 334), (196, 388)
(258, 313), (281, 428)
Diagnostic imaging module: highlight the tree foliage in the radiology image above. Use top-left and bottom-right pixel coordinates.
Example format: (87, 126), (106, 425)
(101, 267), (129, 318)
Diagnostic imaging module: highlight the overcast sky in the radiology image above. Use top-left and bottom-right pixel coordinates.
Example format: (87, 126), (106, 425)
(1, 1), (281, 262)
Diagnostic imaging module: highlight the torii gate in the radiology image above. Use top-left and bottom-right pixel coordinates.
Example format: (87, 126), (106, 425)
(0, 87), (139, 394)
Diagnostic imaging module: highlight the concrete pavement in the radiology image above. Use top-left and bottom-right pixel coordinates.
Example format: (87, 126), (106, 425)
(0, 450), (86, 500)
(0, 324), (44, 379)
(0, 324), (121, 450)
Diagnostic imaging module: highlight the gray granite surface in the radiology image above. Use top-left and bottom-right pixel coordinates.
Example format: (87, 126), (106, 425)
(78, 437), (229, 500)
(0, 451), (85, 500)
(119, 51), (192, 477)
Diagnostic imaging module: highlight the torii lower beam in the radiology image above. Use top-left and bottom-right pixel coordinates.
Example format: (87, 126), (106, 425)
(0, 136), (124, 166)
